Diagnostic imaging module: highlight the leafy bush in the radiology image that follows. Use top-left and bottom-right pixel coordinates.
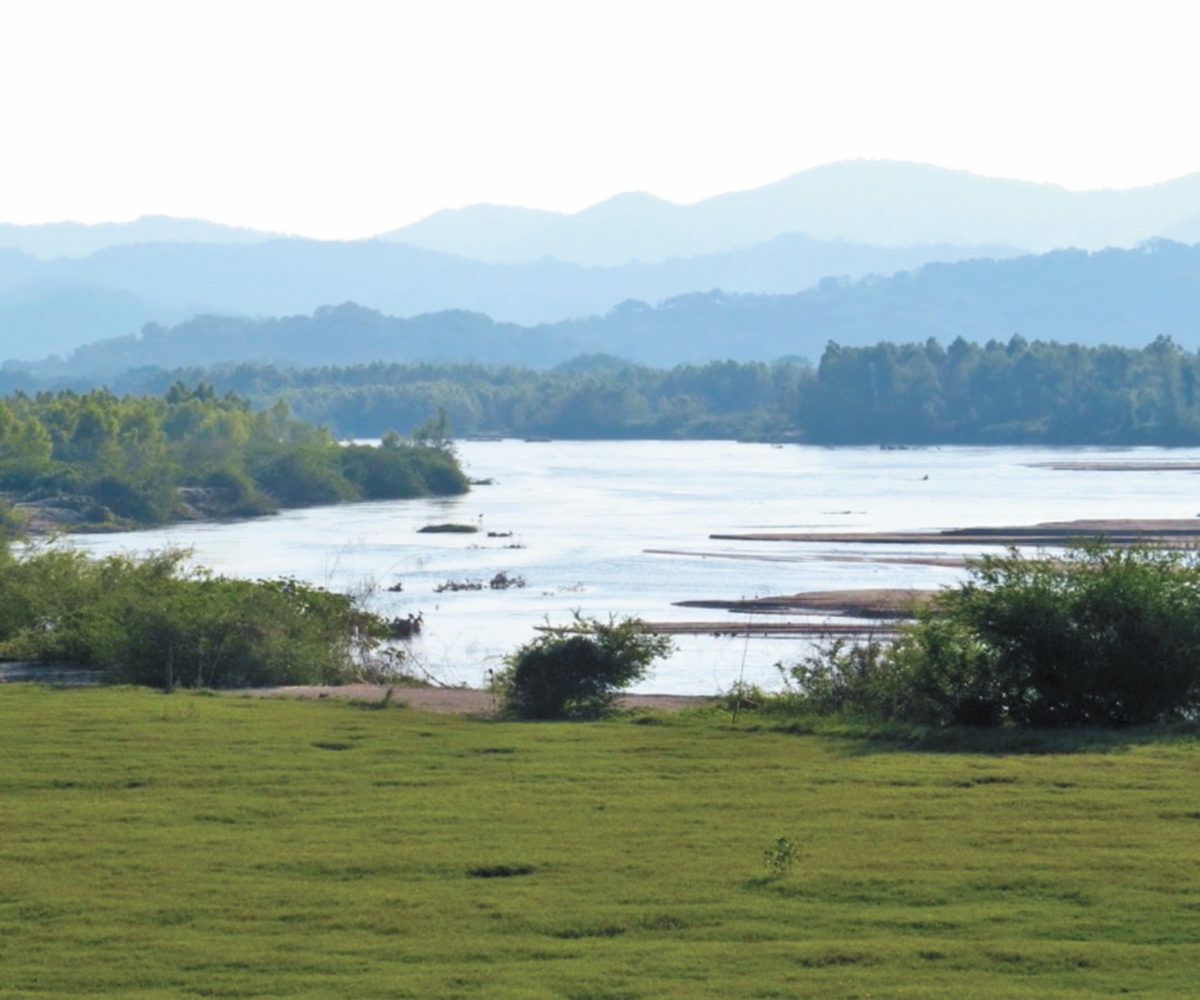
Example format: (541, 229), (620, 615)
(497, 615), (674, 719)
(200, 467), (277, 516)
(88, 474), (177, 523)
(897, 544), (1200, 727)
(780, 638), (910, 719)
(763, 835), (798, 877)
(249, 444), (355, 507)
(777, 543), (1200, 729)
(0, 546), (392, 689)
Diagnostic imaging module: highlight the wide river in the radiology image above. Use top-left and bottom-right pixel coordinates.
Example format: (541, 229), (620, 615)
(69, 440), (1200, 694)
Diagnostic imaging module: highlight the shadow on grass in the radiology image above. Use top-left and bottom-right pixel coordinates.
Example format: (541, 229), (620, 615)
(701, 708), (1200, 755)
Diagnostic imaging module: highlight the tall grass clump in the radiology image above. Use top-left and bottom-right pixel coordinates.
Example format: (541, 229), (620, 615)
(0, 545), (391, 688)
(768, 543), (1200, 729)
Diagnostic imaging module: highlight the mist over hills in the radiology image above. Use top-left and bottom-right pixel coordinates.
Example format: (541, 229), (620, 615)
(6, 160), (1200, 371)
(9, 161), (1200, 269)
(0, 235), (1015, 360)
(0, 216), (284, 260)
(12, 240), (1200, 378)
(382, 160), (1200, 265)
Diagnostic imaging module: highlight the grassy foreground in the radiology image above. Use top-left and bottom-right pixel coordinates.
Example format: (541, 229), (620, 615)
(3, 688), (1200, 998)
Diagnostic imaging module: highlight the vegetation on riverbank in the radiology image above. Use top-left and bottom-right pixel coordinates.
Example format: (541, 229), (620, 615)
(0, 382), (467, 530)
(0, 544), (399, 688)
(747, 543), (1200, 730)
(3, 685), (1199, 997)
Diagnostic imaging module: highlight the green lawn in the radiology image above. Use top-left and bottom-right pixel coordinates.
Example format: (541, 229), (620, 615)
(3, 686), (1200, 998)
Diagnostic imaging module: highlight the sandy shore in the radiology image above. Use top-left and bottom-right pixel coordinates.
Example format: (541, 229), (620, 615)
(712, 519), (1200, 546)
(675, 588), (933, 619)
(1028, 461), (1200, 471)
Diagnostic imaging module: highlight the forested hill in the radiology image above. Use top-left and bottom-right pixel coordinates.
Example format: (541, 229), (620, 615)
(43, 335), (1200, 446)
(11, 239), (1200, 376)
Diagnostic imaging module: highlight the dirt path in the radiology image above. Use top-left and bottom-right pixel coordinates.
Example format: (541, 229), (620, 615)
(237, 684), (717, 715)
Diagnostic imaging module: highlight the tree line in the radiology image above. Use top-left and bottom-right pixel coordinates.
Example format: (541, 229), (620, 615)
(105, 335), (1200, 445)
(0, 382), (467, 529)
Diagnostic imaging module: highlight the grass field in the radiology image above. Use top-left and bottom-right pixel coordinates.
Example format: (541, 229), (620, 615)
(3, 686), (1200, 998)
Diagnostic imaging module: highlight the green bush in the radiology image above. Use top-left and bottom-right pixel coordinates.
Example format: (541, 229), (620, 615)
(898, 544), (1200, 727)
(779, 639), (910, 719)
(0, 546), (391, 689)
(88, 474), (177, 523)
(201, 467), (277, 516)
(250, 445), (355, 507)
(497, 615), (674, 719)
(778, 543), (1200, 729)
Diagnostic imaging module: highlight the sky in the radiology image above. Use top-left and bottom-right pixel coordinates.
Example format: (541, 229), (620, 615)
(2, 0), (1200, 239)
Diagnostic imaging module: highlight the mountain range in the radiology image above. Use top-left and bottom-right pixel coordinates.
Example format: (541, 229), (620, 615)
(11, 240), (1200, 379)
(0, 235), (1015, 360)
(8, 161), (1200, 264)
(5, 159), (1200, 370)
(382, 161), (1200, 265)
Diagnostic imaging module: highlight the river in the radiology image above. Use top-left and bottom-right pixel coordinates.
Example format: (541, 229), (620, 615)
(67, 440), (1200, 694)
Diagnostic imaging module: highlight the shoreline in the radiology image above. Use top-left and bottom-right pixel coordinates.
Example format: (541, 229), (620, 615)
(712, 518), (1200, 546)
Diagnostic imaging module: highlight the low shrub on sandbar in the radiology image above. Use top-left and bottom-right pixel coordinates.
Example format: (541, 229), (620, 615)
(0, 544), (390, 688)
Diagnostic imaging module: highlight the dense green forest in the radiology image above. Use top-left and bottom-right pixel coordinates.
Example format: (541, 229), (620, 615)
(96, 335), (1200, 445)
(0, 383), (467, 530)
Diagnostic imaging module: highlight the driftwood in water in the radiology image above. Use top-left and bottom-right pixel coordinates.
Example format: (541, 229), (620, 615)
(388, 613), (423, 639)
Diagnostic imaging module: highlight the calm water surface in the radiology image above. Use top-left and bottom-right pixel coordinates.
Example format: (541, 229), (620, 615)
(69, 441), (1200, 694)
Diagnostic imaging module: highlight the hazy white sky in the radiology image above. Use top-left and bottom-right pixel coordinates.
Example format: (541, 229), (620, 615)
(2, 0), (1199, 238)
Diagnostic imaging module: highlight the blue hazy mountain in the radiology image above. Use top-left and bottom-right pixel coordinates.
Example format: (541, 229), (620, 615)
(383, 160), (1200, 265)
(10, 161), (1200, 269)
(14, 240), (1200, 376)
(0, 215), (285, 260)
(0, 235), (1016, 359)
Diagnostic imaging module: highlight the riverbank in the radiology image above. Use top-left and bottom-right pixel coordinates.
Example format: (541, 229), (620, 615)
(713, 518), (1200, 546)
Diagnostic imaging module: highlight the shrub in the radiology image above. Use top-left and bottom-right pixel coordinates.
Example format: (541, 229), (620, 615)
(780, 638), (910, 719)
(497, 615), (674, 719)
(763, 835), (798, 877)
(0, 547), (391, 688)
(201, 467), (277, 516)
(88, 474), (177, 523)
(338, 442), (423, 498)
(899, 543), (1200, 727)
(773, 543), (1200, 729)
(250, 445), (354, 506)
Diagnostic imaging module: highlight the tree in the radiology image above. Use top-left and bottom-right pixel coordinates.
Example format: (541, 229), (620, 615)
(497, 615), (674, 719)
(896, 543), (1200, 727)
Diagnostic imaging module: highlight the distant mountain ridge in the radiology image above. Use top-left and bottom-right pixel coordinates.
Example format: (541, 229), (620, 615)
(381, 160), (1200, 265)
(8, 161), (1200, 268)
(11, 239), (1200, 378)
(0, 235), (1017, 360)
(0, 216), (285, 260)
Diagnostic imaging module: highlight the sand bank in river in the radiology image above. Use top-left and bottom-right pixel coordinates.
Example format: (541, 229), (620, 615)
(712, 519), (1200, 546)
(646, 548), (968, 567)
(676, 588), (934, 619)
(1029, 461), (1200, 471)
